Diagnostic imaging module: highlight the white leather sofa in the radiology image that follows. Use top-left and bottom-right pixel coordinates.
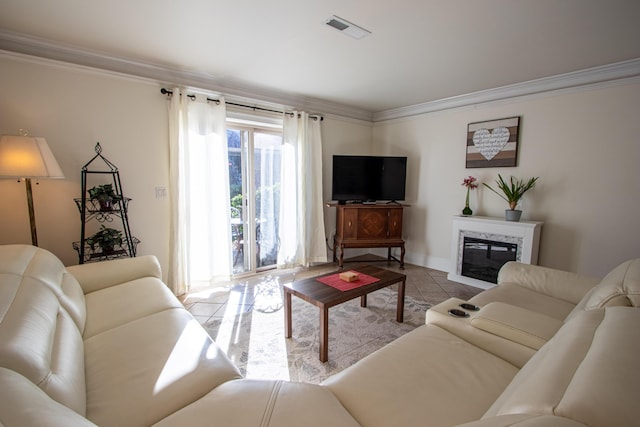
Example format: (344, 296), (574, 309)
(325, 258), (640, 426)
(1, 244), (638, 427)
(0, 245), (358, 427)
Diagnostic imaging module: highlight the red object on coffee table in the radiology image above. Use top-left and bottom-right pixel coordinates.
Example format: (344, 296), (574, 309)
(316, 271), (380, 291)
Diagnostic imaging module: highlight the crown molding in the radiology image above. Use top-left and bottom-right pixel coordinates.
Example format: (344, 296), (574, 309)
(373, 58), (640, 122)
(2, 29), (639, 124)
(0, 29), (374, 122)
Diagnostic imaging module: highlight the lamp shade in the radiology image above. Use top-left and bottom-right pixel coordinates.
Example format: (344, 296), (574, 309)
(0, 135), (64, 178)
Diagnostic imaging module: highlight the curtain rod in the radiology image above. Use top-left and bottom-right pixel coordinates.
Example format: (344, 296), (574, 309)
(160, 88), (322, 121)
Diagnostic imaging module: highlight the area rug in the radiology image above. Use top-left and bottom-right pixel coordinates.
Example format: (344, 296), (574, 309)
(202, 276), (430, 384)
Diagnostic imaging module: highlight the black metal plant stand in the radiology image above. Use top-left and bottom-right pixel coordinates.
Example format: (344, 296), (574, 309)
(73, 143), (139, 263)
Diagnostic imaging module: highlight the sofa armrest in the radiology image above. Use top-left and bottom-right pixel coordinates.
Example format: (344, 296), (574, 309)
(66, 255), (162, 294)
(498, 262), (600, 305)
(425, 298), (536, 368)
(471, 303), (563, 350)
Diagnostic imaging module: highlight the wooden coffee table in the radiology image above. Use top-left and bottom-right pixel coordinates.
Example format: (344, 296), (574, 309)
(283, 265), (406, 362)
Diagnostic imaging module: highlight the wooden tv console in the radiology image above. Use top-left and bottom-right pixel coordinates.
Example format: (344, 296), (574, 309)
(328, 203), (406, 269)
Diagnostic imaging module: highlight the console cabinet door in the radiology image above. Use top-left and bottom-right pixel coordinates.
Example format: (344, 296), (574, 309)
(341, 207), (358, 239)
(388, 208), (403, 239)
(357, 208), (388, 239)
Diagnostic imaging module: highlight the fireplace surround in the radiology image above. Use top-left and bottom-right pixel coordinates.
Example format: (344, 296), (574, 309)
(448, 215), (542, 289)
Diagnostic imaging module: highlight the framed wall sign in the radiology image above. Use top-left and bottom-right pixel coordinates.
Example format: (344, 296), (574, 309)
(466, 116), (520, 168)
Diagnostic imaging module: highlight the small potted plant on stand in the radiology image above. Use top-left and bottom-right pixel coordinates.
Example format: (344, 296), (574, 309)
(483, 174), (539, 221)
(88, 184), (122, 211)
(86, 225), (123, 254)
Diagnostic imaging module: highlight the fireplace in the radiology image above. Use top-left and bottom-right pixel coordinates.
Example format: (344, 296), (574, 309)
(461, 236), (518, 283)
(448, 216), (542, 289)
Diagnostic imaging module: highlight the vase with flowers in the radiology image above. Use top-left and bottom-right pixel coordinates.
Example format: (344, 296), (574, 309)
(461, 176), (478, 216)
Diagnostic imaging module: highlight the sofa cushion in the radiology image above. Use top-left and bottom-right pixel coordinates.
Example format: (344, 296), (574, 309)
(457, 414), (588, 427)
(496, 261), (599, 305)
(0, 244), (86, 331)
(323, 324), (519, 427)
(483, 307), (640, 427)
(0, 368), (97, 427)
(583, 258), (640, 310)
(82, 277), (183, 338)
(84, 308), (241, 427)
(470, 302), (563, 350)
(0, 276), (86, 416)
(154, 379), (361, 427)
(469, 283), (576, 321)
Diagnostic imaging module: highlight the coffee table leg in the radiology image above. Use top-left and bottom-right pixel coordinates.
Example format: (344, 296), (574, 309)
(397, 279), (405, 322)
(320, 305), (329, 362)
(360, 294), (367, 307)
(284, 290), (292, 338)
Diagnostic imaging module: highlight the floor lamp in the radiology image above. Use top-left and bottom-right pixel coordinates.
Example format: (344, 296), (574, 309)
(0, 132), (64, 246)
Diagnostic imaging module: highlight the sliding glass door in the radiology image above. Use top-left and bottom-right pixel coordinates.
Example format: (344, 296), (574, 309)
(228, 126), (282, 275)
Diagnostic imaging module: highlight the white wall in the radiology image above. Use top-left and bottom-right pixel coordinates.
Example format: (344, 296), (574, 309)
(373, 81), (640, 277)
(0, 53), (373, 276)
(0, 53), (171, 274)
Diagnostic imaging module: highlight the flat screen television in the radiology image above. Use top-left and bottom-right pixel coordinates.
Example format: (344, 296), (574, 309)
(331, 155), (407, 203)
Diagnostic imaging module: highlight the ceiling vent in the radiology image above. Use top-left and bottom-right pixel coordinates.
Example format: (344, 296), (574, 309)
(325, 15), (371, 40)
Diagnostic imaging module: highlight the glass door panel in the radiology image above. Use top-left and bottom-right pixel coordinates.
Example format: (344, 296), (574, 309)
(228, 127), (282, 275)
(254, 131), (282, 269)
(228, 128), (250, 274)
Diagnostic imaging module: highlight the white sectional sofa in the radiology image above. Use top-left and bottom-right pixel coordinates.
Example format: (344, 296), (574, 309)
(0, 245), (357, 427)
(1, 244), (638, 427)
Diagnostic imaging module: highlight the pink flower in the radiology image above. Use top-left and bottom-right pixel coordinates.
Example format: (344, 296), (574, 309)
(461, 176), (478, 189)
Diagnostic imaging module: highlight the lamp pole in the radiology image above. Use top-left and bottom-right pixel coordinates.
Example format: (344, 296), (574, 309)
(24, 178), (38, 246)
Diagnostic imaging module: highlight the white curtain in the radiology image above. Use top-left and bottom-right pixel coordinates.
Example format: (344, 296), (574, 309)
(167, 88), (188, 295)
(278, 112), (327, 268)
(168, 92), (232, 294)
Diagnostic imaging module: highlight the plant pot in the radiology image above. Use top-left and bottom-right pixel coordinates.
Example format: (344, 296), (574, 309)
(98, 200), (113, 211)
(505, 209), (522, 222)
(100, 245), (115, 254)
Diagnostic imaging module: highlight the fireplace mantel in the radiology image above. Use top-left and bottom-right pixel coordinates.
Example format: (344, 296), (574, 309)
(448, 215), (543, 289)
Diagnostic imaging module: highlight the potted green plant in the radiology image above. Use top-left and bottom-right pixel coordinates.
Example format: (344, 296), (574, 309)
(86, 225), (123, 254)
(483, 174), (539, 221)
(88, 184), (122, 211)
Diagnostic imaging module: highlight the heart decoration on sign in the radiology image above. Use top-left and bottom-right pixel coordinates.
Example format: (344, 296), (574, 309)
(472, 127), (510, 161)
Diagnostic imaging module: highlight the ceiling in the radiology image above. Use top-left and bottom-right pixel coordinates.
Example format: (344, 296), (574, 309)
(1, 0), (640, 120)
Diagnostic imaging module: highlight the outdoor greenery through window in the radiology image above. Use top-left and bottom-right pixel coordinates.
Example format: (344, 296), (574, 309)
(227, 123), (283, 275)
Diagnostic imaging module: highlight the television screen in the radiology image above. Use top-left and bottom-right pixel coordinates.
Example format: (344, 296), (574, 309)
(331, 155), (407, 203)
